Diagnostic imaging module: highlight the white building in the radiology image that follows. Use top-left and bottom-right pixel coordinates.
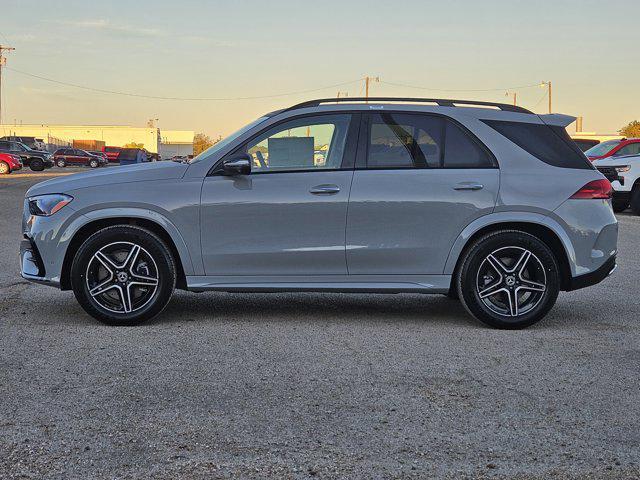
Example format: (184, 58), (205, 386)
(159, 130), (195, 158)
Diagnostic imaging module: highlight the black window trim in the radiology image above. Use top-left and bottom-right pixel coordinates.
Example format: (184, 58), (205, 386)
(357, 111), (498, 171)
(208, 111), (362, 176)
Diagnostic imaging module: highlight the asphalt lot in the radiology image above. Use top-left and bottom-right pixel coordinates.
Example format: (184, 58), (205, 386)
(1, 168), (639, 479)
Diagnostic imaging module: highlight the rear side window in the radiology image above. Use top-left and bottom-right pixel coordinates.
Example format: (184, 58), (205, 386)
(483, 119), (593, 169)
(366, 113), (494, 169)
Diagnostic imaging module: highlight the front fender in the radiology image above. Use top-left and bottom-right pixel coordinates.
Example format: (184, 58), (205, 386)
(77, 207), (196, 275)
(443, 211), (577, 276)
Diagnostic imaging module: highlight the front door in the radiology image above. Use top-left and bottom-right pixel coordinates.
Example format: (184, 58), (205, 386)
(346, 112), (499, 275)
(200, 113), (359, 276)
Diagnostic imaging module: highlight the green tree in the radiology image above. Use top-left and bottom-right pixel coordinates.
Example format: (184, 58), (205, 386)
(193, 133), (222, 156)
(619, 120), (640, 137)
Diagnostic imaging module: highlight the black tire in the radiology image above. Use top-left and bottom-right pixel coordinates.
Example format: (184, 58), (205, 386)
(71, 225), (176, 325)
(456, 230), (560, 329)
(630, 187), (640, 216)
(612, 198), (628, 213)
(89, 159), (99, 168)
(0, 161), (9, 175)
(29, 158), (45, 171)
(56, 159), (66, 168)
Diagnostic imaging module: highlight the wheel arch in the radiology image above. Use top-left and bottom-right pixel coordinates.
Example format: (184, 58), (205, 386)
(445, 214), (574, 291)
(60, 214), (192, 291)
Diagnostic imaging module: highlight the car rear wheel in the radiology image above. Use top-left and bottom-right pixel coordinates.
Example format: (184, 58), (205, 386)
(456, 230), (560, 329)
(89, 159), (99, 168)
(71, 225), (176, 326)
(612, 198), (628, 213)
(56, 159), (66, 168)
(29, 158), (45, 171)
(0, 161), (9, 174)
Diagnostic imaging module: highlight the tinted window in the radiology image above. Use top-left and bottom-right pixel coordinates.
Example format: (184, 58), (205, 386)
(368, 113), (442, 168)
(483, 119), (593, 169)
(0, 141), (9, 149)
(614, 143), (640, 157)
(444, 121), (493, 168)
(245, 114), (351, 172)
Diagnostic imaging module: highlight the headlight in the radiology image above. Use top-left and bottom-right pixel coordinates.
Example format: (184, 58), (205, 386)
(28, 194), (73, 216)
(615, 165), (631, 173)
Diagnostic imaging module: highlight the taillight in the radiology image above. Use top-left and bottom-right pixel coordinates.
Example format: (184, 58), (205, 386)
(570, 179), (612, 199)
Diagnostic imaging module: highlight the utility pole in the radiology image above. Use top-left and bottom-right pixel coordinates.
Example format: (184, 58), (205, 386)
(0, 45), (16, 125)
(364, 76), (379, 101)
(505, 91), (517, 106)
(336, 91), (348, 99)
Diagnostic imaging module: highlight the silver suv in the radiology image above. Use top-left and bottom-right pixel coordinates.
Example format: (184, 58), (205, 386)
(20, 98), (618, 329)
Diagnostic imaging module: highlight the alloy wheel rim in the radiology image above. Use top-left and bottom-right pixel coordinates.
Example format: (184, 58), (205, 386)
(0, 163), (8, 173)
(475, 246), (546, 317)
(85, 241), (159, 314)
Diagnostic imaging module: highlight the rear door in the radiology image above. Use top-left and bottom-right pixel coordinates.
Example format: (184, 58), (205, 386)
(346, 112), (499, 275)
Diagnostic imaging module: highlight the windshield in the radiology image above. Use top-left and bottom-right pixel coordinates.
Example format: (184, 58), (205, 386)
(191, 116), (270, 163)
(585, 140), (621, 157)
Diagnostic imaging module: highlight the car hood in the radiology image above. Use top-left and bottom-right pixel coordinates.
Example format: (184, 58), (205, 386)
(26, 161), (189, 197)
(593, 155), (640, 167)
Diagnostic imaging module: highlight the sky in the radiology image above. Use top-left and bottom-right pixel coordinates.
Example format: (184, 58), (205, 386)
(1, 0), (639, 138)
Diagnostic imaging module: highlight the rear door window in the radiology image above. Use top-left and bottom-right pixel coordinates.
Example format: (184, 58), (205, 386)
(483, 119), (593, 169)
(365, 113), (494, 169)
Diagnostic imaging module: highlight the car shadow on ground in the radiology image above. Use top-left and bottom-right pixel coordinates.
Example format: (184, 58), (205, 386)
(153, 291), (487, 329)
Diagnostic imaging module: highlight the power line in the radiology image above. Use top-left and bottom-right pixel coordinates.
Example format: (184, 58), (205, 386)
(5, 67), (363, 101)
(380, 79), (544, 93)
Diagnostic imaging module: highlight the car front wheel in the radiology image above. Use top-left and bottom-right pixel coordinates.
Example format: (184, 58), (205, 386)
(29, 158), (45, 171)
(89, 159), (99, 168)
(456, 230), (560, 329)
(0, 161), (9, 174)
(71, 225), (176, 325)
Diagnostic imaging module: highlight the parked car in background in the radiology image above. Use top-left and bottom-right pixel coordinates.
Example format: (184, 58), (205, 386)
(0, 136), (47, 151)
(53, 148), (108, 168)
(585, 138), (640, 161)
(20, 97), (617, 329)
(89, 151), (109, 161)
(0, 140), (54, 171)
(117, 148), (149, 166)
(572, 138), (600, 152)
(102, 146), (123, 162)
(0, 152), (22, 174)
(594, 153), (640, 214)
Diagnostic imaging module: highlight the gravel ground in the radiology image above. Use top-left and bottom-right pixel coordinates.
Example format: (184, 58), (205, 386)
(1, 170), (639, 479)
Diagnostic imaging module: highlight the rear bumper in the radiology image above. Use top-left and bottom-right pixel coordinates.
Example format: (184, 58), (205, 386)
(567, 255), (617, 291)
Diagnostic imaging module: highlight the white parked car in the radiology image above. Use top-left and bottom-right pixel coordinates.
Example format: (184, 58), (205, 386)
(594, 154), (640, 213)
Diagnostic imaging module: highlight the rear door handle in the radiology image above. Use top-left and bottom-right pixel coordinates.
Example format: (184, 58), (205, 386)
(310, 184), (340, 195)
(453, 182), (484, 191)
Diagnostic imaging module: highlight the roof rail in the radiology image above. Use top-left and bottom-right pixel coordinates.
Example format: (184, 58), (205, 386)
(284, 97), (533, 114)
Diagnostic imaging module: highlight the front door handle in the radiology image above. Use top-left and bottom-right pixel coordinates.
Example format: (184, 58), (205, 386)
(310, 184), (340, 195)
(453, 182), (484, 191)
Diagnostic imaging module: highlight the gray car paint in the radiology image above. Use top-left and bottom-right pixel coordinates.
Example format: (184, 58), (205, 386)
(22, 103), (617, 294)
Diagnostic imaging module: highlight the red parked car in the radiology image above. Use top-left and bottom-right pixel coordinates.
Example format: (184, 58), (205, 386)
(53, 148), (108, 168)
(102, 146), (123, 162)
(0, 152), (23, 174)
(585, 138), (640, 161)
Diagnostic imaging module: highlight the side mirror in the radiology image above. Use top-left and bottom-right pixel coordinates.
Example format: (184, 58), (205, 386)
(222, 155), (252, 175)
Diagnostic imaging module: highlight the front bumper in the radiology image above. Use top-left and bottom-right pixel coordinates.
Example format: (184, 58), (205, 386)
(567, 255), (617, 291)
